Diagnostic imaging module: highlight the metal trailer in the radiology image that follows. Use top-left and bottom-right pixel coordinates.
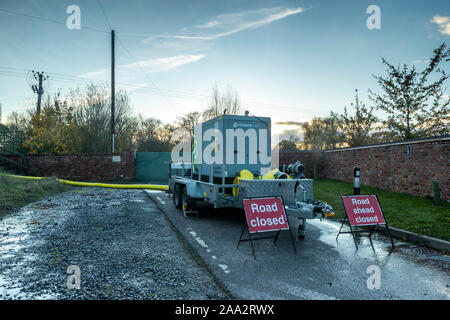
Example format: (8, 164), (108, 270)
(167, 114), (334, 238)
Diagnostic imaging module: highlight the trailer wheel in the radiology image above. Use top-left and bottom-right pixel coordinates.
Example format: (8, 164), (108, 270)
(173, 184), (183, 209)
(182, 187), (195, 217)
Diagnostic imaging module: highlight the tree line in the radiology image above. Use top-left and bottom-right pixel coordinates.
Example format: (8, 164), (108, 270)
(0, 84), (241, 154)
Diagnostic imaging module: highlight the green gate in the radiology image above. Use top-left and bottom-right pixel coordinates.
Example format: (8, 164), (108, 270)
(135, 152), (171, 183)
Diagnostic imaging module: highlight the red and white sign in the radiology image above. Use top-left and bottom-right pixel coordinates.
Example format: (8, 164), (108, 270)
(243, 197), (289, 233)
(342, 195), (385, 226)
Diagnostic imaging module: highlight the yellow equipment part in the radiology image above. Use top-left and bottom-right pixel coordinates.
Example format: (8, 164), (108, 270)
(261, 168), (291, 179)
(232, 169), (253, 197)
(261, 173), (275, 179)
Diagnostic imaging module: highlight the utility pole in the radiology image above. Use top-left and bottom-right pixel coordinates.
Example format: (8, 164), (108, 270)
(111, 29), (115, 154)
(31, 71), (48, 115)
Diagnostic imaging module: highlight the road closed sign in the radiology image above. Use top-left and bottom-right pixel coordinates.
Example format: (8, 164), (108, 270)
(342, 195), (385, 226)
(243, 197), (289, 233)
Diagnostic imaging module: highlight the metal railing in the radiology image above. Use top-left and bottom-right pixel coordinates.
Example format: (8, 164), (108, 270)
(0, 130), (29, 171)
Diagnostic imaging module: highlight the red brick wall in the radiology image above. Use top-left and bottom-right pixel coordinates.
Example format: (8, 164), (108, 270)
(279, 138), (449, 200)
(5, 150), (135, 182)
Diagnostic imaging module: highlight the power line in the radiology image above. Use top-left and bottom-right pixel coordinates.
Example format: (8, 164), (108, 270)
(116, 35), (177, 108)
(0, 66), (31, 73)
(0, 65), (307, 112)
(0, 68), (309, 111)
(97, 0), (113, 30)
(0, 7), (109, 34)
(0, 67), (204, 99)
(0, 6), (310, 112)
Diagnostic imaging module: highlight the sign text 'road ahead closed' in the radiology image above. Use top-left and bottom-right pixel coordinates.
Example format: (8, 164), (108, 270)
(342, 195), (385, 226)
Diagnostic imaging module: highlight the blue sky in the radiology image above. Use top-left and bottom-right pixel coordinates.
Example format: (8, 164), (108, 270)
(0, 0), (449, 133)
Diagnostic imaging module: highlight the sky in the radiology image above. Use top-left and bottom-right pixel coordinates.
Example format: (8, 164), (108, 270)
(0, 0), (449, 135)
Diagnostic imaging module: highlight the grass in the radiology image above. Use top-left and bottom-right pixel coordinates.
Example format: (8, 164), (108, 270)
(314, 179), (450, 242)
(0, 172), (72, 218)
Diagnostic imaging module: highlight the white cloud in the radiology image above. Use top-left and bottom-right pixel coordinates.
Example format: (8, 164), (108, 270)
(126, 54), (205, 72)
(430, 15), (450, 35)
(195, 20), (220, 29)
(141, 7), (305, 43)
(211, 7), (305, 38)
(80, 54), (206, 78)
(141, 35), (215, 43)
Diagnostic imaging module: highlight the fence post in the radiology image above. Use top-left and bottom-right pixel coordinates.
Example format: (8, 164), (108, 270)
(432, 181), (441, 205)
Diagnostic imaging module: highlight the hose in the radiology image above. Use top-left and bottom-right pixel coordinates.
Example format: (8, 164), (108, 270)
(0, 173), (43, 180)
(0, 173), (169, 190)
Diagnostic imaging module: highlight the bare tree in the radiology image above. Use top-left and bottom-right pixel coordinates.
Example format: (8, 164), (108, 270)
(134, 115), (174, 152)
(68, 84), (137, 152)
(176, 111), (201, 138)
(202, 84), (242, 120)
(301, 113), (345, 150)
(340, 90), (378, 146)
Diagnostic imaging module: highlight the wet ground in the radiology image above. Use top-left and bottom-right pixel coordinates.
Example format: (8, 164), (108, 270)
(1, 187), (448, 300)
(0, 188), (229, 299)
(148, 191), (450, 300)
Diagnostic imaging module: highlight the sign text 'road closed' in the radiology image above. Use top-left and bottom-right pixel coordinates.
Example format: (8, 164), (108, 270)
(243, 197), (289, 233)
(342, 195), (385, 226)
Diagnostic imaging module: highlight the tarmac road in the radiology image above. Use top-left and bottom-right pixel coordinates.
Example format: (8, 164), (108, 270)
(147, 190), (450, 300)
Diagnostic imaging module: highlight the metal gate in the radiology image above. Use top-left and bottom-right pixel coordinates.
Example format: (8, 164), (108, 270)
(135, 152), (171, 183)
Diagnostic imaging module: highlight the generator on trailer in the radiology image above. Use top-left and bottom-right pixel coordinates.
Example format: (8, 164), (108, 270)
(168, 114), (333, 238)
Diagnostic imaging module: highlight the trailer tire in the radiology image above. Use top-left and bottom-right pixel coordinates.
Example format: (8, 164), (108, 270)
(182, 187), (195, 217)
(173, 184), (183, 209)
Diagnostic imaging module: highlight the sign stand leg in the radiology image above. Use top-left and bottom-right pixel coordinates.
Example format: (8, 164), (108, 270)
(237, 225), (246, 249)
(348, 223), (359, 249)
(288, 225), (297, 254)
(383, 220), (395, 248)
(247, 230), (256, 260)
(273, 230), (281, 244)
(368, 225), (376, 247)
(237, 225), (256, 259)
(368, 225), (376, 238)
(375, 195), (395, 248)
(336, 216), (358, 249)
(336, 217), (347, 240)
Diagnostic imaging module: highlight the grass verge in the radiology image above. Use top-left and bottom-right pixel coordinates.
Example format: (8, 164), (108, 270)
(314, 179), (450, 242)
(0, 173), (72, 218)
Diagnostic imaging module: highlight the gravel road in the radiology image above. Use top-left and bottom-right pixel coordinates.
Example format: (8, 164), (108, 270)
(0, 188), (229, 300)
